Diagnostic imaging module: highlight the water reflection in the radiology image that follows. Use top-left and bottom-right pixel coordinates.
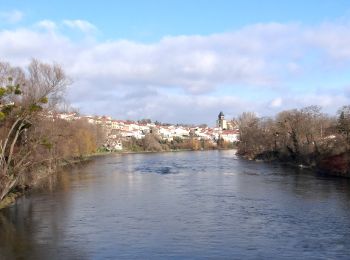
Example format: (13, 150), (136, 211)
(0, 198), (88, 259)
(1, 150), (350, 259)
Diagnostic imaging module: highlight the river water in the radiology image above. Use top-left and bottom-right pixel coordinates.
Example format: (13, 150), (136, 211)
(1, 150), (350, 259)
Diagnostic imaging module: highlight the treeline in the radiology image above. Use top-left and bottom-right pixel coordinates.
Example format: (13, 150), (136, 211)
(0, 60), (104, 202)
(237, 105), (350, 176)
(122, 134), (233, 152)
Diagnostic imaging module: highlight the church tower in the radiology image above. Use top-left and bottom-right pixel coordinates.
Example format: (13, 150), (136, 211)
(217, 111), (227, 130)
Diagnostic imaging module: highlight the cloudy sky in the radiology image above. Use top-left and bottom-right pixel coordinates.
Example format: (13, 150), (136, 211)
(1, 0), (350, 125)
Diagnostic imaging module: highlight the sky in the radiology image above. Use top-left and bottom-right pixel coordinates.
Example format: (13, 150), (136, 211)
(1, 0), (350, 125)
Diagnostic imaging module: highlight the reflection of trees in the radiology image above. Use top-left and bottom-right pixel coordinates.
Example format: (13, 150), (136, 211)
(0, 168), (89, 259)
(0, 201), (44, 259)
(277, 166), (350, 202)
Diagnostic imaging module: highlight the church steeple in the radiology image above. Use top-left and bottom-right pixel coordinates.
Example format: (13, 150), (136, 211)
(217, 111), (227, 130)
(218, 111), (224, 119)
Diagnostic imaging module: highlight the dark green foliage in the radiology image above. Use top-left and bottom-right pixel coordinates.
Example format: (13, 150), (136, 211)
(0, 112), (5, 121)
(14, 87), (21, 95)
(29, 104), (42, 112)
(0, 87), (7, 97)
(337, 106), (350, 142)
(40, 138), (53, 150)
(1, 105), (14, 116)
(39, 97), (48, 104)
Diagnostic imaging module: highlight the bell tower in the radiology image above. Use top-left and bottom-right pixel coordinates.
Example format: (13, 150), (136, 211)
(217, 111), (227, 130)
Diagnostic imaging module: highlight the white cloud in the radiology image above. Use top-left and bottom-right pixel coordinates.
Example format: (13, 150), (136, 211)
(0, 10), (23, 24)
(269, 98), (283, 108)
(0, 29), (74, 67)
(2, 20), (350, 123)
(63, 19), (97, 33)
(36, 20), (57, 31)
(292, 94), (349, 109)
(305, 22), (350, 62)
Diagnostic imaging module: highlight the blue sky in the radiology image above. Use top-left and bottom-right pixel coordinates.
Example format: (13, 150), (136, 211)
(2, 0), (350, 41)
(1, 1), (350, 124)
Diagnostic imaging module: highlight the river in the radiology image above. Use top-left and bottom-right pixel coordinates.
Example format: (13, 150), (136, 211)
(1, 150), (350, 259)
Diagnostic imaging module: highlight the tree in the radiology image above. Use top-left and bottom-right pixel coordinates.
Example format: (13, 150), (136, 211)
(138, 119), (152, 124)
(143, 133), (162, 151)
(337, 106), (350, 143)
(237, 112), (261, 156)
(237, 106), (339, 164)
(0, 60), (69, 201)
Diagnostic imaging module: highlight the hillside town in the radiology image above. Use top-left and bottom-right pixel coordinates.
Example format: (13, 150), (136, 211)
(54, 111), (240, 151)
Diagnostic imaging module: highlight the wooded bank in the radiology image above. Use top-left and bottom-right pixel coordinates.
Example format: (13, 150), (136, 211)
(237, 106), (350, 177)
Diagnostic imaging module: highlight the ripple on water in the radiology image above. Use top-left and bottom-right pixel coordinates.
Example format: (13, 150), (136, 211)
(134, 165), (180, 175)
(2, 150), (350, 259)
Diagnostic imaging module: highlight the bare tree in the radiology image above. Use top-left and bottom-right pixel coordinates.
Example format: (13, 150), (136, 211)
(0, 60), (70, 201)
(237, 106), (340, 165)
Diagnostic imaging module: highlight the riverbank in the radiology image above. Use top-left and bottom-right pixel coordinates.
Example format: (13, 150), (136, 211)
(239, 150), (350, 178)
(0, 192), (22, 209)
(0, 155), (98, 210)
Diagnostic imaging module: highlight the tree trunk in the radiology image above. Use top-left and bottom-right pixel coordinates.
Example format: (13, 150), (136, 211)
(0, 175), (17, 201)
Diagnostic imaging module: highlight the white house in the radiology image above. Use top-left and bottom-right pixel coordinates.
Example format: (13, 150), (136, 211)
(220, 130), (239, 142)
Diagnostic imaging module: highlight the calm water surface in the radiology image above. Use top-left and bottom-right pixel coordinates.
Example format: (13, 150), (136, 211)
(1, 150), (350, 259)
